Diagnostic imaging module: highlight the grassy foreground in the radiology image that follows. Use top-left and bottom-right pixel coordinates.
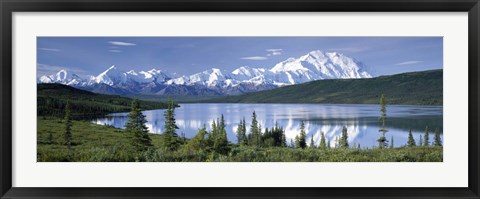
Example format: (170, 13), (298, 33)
(37, 117), (443, 162)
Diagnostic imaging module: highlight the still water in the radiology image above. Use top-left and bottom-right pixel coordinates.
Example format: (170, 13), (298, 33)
(93, 103), (443, 148)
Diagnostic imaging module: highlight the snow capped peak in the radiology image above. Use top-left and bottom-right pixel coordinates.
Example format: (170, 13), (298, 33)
(270, 50), (372, 83)
(304, 50), (327, 59)
(126, 70), (137, 75)
(39, 75), (53, 83)
(38, 50), (374, 95)
(37, 68), (88, 86)
(55, 69), (69, 81)
(232, 66), (252, 75)
(211, 68), (222, 73)
(147, 68), (163, 74)
(231, 66), (269, 82)
(94, 65), (128, 85)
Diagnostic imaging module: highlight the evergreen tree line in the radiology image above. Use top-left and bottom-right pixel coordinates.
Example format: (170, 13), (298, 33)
(406, 127), (443, 147)
(377, 94), (442, 149)
(236, 112), (287, 148)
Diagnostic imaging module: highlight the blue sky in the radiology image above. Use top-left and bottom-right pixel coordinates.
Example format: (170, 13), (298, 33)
(37, 37), (442, 77)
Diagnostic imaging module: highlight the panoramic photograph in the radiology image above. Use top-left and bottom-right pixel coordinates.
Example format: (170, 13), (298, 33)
(37, 37), (443, 162)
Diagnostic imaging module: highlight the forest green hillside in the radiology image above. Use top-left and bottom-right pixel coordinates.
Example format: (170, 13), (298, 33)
(37, 83), (169, 117)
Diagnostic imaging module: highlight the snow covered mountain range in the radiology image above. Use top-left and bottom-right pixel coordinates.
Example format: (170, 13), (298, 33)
(38, 50), (374, 95)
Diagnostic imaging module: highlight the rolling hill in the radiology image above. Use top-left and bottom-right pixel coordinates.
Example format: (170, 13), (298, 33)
(37, 83), (169, 118)
(203, 70), (443, 105)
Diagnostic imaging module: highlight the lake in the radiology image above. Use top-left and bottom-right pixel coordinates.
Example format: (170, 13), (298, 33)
(92, 103), (443, 148)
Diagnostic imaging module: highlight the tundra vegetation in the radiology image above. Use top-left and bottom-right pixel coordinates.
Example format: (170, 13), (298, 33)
(37, 91), (442, 162)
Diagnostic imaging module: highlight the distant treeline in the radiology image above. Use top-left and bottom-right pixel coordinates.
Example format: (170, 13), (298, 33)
(37, 83), (170, 118)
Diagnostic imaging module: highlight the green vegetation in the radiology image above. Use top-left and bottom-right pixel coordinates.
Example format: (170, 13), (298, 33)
(236, 117), (247, 146)
(434, 128), (442, 147)
(38, 94), (442, 162)
(319, 132), (327, 150)
(203, 69), (442, 105)
(340, 126), (349, 148)
(407, 129), (416, 147)
(249, 111), (262, 147)
(377, 94), (389, 148)
(37, 117), (442, 162)
(163, 99), (180, 151)
(37, 82), (443, 162)
(125, 100), (153, 152)
(63, 100), (73, 159)
(294, 121), (307, 149)
(424, 126), (430, 147)
(37, 83), (170, 117)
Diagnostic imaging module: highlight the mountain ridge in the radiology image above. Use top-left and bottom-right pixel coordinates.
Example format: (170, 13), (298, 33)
(38, 50), (373, 95)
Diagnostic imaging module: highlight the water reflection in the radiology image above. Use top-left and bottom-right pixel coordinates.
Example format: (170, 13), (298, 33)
(93, 103), (443, 148)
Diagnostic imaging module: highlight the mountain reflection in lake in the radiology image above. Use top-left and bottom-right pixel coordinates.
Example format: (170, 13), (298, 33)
(93, 103), (443, 148)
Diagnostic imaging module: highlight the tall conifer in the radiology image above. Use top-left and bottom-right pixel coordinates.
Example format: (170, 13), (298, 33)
(433, 128), (442, 146)
(407, 129), (416, 147)
(377, 94), (389, 148)
(125, 99), (152, 152)
(163, 98), (179, 151)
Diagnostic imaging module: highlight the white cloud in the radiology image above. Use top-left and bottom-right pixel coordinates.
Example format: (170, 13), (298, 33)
(395, 61), (423, 66)
(267, 51), (282, 56)
(108, 41), (136, 46)
(266, 49), (283, 56)
(241, 56), (268, 60)
(39, 48), (60, 52)
(242, 49), (283, 60)
(266, 49), (283, 52)
(109, 49), (122, 53)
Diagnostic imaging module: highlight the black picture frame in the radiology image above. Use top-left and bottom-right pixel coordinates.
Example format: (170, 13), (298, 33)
(1, 0), (479, 198)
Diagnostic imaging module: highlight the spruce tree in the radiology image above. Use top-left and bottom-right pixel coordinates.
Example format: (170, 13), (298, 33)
(340, 126), (349, 148)
(163, 98), (179, 151)
(125, 99), (152, 152)
(236, 118), (247, 145)
(298, 121), (307, 149)
(319, 132), (326, 150)
(281, 130), (287, 147)
(249, 111), (262, 147)
(269, 122), (286, 147)
(433, 128), (442, 146)
(424, 126), (430, 147)
(212, 115), (229, 154)
(407, 129), (416, 147)
(377, 94), (389, 148)
(64, 101), (73, 157)
(327, 140), (331, 150)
